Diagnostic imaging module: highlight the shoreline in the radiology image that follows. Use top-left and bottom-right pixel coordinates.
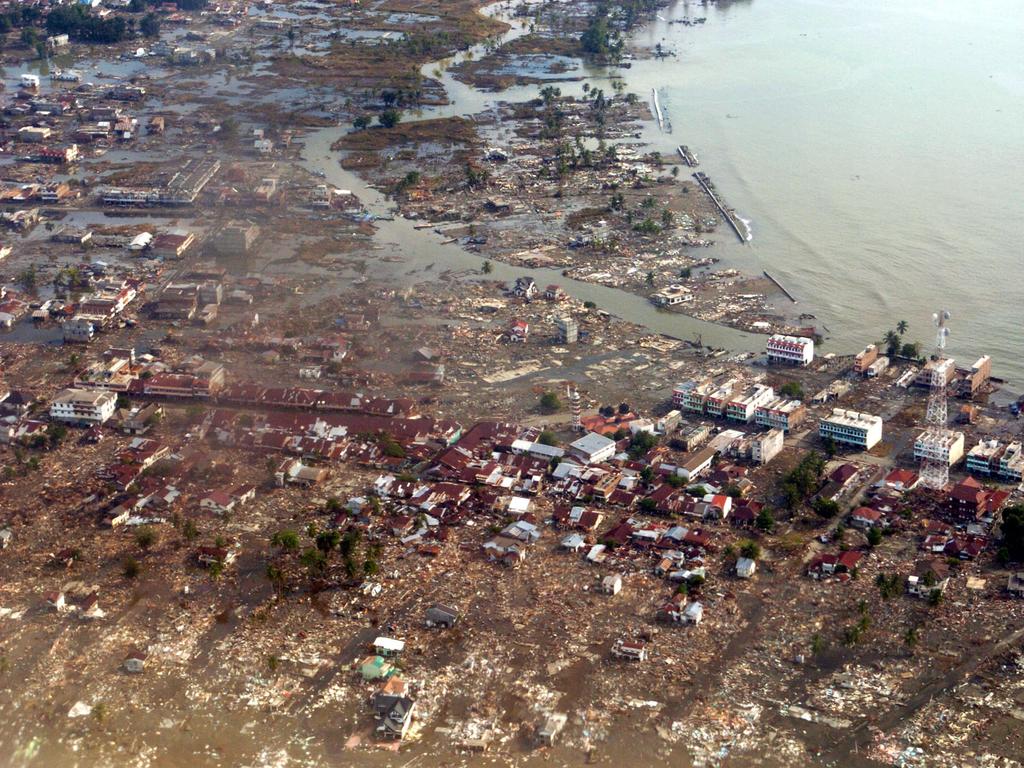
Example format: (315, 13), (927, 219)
(312, 0), (811, 351)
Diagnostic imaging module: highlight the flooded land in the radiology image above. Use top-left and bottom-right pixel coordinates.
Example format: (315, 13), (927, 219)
(0, 2), (1022, 768)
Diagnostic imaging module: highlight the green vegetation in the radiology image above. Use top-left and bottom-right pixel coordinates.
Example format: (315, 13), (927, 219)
(780, 452), (826, 509)
(627, 430), (658, 459)
(755, 507), (775, 533)
(875, 572), (901, 599)
(739, 540), (761, 560)
(1000, 504), (1024, 561)
(537, 430), (558, 447)
(779, 381), (804, 399)
(46, 5), (132, 43)
(867, 526), (883, 548)
(378, 109), (401, 129)
(272, 530), (300, 550)
(538, 391), (562, 414)
(134, 526), (156, 551)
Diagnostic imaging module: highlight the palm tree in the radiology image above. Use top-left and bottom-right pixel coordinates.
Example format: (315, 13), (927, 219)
(883, 330), (901, 357)
(896, 320), (909, 336)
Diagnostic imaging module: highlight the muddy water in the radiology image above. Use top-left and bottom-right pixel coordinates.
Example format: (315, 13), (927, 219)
(298, 2), (763, 355)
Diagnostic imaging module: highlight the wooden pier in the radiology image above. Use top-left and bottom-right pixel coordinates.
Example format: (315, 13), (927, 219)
(692, 172), (750, 244)
(763, 270), (797, 303)
(677, 145), (699, 167)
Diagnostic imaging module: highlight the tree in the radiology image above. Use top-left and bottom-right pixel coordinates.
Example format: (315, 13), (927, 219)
(140, 12), (160, 37)
(867, 526), (883, 547)
(883, 330), (901, 358)
(378, 109), (401, 129)
(875, 572), (901, 599)
(1000, 505), (1024, 561)
(638, 497), (657, 514)
(779, 381), (803, 399)
(352, 114), (371, 130)
(300, 547), (327, 577)
(182, 519), (199, 543)
(123, 557), (141, 579)
(627, 430), (657, 459)
(315, 530), (340, 554)
(272, 529), (299, 550)
(538, 391), (561, 414)
(134, 526), (156, 551)
(755, 507), (775, 533)
(481, 260), (493, 274)
(740, 540), (761, 560)
(537, 430), (558, 446)
(896, 320), (909, 336)
(900, 342), (921, 360)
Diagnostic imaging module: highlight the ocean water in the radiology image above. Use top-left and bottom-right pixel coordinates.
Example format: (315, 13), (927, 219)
(625, 0), (1024, 384)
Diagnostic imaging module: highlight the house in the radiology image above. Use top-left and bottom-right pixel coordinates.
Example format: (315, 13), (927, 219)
(735, 557), (757, 579)
(678, 446), (717, 482)
(372, 637), (405, 658)
(906, 559), (951, 599)
(374, 688), (415, 740)
(850, 507), (884, 529)
(601, 574), (623, 595)
(611, 638), (647, 662)
(359, 655), (396, 681)
(537, 712), (568, 747)
(512, 276), (538, 300)
(561, 533), (586, 552)
(683, 601), (704, 625)
(807, 550), (863, 580)
(80, 592), (102, 620)
(123, 650), (147, 674)
(425, 604), (458, 628)
(45, 591), (66, 611)
(1007, 572), (1024, 597)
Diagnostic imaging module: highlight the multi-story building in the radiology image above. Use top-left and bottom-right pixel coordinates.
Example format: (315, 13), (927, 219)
(750, 428), (785, 465)
(766, 335), (814, 366)
(754, 398), (806, 432)
(914, 358), (956, 388)
(724, 384), (775, 423)
(50, 388), (117, 425)
(62, 316), (95, 343)
(853, 344), (878, 374)
(704, 381), (737, 418)
(914, 430), (965, 466)
(819, 408), (883, 451)
(963, 356), (992, 397)
(966, 439), (1024, 483)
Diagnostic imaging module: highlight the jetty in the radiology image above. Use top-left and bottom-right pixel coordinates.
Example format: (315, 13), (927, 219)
(692, 172), (750, 244)
(677, 145), (699, 167)
(651, 88), (665, 131)
(763, 270), (797, 303)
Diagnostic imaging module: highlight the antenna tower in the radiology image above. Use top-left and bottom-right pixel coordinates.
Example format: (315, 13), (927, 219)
(919, 310), (952, 490)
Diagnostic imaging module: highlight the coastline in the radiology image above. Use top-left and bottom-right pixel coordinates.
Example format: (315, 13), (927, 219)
(310, 0), (812, 353)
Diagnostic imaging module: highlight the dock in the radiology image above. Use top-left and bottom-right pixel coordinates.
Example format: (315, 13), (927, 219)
(692, 172), (750, 244)
(651, 88), (665, 131)
(677, 145), (699, 167)
(763, 270), (797, 303)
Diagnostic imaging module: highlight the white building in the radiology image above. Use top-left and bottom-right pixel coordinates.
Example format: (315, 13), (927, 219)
(568, 432), (617, 465)
(751, 428), (785, 465)
(966, 439), (1024, 483)
(766, 334), (814, 366)
(914, 430), (965, 467)
(724, 383), (775, 423)
(819, 408), (883, 451)
(50, 388), (117, 425)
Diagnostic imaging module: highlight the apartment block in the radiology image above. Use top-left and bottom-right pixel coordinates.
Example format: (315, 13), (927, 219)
(853, 344), (878, 374)
(754, 398), (806, 432)
(819, 408), (883, 451)
(914, 430), (965, 466)
(50, 388), (117, 425)
(766, 335), (814, 366)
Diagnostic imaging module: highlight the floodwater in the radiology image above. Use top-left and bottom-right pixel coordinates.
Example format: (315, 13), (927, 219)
(300, 2), (765, 355)
(625, 0), (1024, 382)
